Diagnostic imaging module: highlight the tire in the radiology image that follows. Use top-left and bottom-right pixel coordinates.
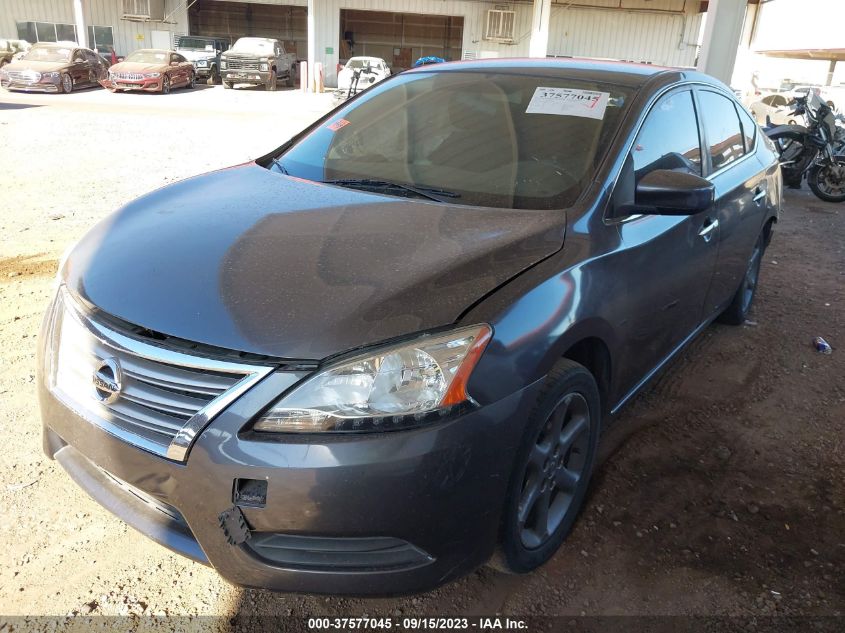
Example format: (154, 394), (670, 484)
(223, 81), (233, 89)
(207, 66), (219, 85)
(161, 74), (171, 94)
(491, 359), (601, 574)
(186, 72), (195, 89)
(717, 231), (765, 325)
(284, 71), (294, 88)
(807, 159), (845, 202)
(266, 70), (277, 91)
(60, 73), (73, 94)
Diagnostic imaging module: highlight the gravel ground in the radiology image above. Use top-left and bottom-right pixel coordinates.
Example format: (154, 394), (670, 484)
(0, 86), (842, 630)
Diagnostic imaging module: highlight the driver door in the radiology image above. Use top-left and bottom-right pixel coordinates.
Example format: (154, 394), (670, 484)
(611, 88), (720, 393)
(70, 49), (89, 85)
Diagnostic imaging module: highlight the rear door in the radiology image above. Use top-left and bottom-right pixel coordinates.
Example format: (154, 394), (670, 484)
(611, 88), (720, 391)
(695, 89), (767, 317)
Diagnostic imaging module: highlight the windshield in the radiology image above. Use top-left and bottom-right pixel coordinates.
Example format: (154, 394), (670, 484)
(231, 38), (273, 54)
(125, 50), (168, 64)
(177, 38), (213, 50)
(24, 46), (71, 63)
(279, 70), (632, 210)
(346, 59), (373, 69)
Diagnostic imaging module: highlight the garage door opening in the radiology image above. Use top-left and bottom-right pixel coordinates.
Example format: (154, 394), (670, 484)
(189, 0), (307, 60)
(339, 10), (463, 73)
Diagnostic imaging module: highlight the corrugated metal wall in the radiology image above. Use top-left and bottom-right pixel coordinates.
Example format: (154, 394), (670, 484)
(0, 0), (189, 56)
(1, 0), (703, 84)
(548, 4), (703, 67)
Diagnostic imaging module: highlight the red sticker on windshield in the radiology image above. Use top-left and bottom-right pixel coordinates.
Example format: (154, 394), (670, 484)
(327, 119), (350, 131)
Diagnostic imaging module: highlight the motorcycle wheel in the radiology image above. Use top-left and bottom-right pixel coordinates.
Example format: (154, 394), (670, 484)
(768, 129), (806, 188)
(808, 159), (845, 202)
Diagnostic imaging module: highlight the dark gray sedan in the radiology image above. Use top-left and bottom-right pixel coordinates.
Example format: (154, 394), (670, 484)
(38, 59), (780, 595)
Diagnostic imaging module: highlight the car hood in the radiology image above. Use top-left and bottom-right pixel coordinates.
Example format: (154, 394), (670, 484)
(64, 164), (565, 360)
(110, 61), (169, 73)
(4, 59), (69, 72)
(178, 50), (215, 62)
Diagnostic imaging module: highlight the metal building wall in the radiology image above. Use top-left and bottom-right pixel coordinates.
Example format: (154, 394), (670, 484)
(0, 0), (189, 55)
(548, 2), (703, 67)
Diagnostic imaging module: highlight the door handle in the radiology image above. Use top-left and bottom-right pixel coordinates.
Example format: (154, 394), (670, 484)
(699, 218), (719, 240)
(753, 187), (767, 204)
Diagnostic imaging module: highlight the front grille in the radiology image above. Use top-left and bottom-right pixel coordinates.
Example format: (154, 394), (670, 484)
(7, 70), (40, 83)
(47, 287), (274, 462)
(113, 72), (145, 81)
(226, 58), (260, 70)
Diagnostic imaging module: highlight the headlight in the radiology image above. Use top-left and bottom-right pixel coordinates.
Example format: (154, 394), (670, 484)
(253, 325), (491, 433)
(0, 70), (8, 80)
(197, 60), (207, 67)
(144, 72), (161, 79)
(220, 60), (227, 69)
(260, 63), (269, 71)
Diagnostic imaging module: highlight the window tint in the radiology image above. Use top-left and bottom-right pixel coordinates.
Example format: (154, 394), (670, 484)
(737, 104), (757, 153)
(698, 91), (745, 171)
(761, 95), (776, 106)
(772, 95), (788, 107)
(631, 90), (701, 179)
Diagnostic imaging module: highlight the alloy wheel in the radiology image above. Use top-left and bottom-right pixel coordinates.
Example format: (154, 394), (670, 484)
(518, 392), (591, 549)
(162, 75), (170, 94)
(61, 74), (73, 94)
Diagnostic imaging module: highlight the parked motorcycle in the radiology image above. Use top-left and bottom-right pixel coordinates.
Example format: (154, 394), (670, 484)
(765, 91), (845, 202)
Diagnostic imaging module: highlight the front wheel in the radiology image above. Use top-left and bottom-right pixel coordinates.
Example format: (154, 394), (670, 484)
(266, 70), (277, 91)
(186, 72), (195, 89)
(60, 73), (73, 94)
(161, 74), (171, 94)
(807, 159), (845, 202)
(223, 81), (233, 89)
(491, 359), (600, 573)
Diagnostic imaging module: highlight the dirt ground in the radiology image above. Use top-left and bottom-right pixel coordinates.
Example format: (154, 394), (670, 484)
(0, 86), (842, 629)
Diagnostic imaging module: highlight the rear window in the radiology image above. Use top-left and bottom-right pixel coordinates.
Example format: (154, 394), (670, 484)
(280, 71), (633, 210)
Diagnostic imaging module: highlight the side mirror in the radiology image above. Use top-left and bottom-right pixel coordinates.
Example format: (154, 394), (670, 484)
(635, 169), (714, 215)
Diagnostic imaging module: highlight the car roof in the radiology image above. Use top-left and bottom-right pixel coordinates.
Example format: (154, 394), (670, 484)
(404, 57), (718, 91)
(132, 48), (175, 54)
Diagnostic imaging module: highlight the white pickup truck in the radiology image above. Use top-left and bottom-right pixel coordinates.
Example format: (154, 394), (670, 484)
(220, 37), (296, 91)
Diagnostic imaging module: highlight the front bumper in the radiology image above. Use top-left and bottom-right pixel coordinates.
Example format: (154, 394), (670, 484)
(100, 78), (163, 93)
(38, 328), (539, 595)
(1, 80), (60, 93)
(222, 69), (271, 85)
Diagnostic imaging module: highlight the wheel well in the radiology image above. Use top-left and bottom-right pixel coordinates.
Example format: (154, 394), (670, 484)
(562, 337), (611, 415)
(763, 216), (776, 249)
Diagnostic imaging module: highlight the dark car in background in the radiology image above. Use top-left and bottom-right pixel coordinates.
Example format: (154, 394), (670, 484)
(0, 42), (107, 93)
(39, 59), (780, 595)
(174, 35), (229, 85)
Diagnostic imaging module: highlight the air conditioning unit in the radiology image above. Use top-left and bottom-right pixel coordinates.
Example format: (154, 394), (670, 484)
(122, 0), (165, 21)
(485, 9), (516, 43)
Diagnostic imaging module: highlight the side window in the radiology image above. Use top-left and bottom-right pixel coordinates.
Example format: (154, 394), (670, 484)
(761, 95), (776, 107)
(737, 104), (757, 153)
(698, 91), (746, 171)
(631, 90), (702, 180)
(772, 95), (788, 107)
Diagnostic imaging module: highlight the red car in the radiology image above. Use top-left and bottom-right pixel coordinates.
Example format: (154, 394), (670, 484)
(101, 48), (194, 93)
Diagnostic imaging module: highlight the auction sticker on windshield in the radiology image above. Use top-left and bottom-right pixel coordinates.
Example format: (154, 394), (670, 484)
(526, 87), (609, 120)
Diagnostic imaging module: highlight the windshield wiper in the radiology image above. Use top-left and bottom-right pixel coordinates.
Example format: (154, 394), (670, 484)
(322, 178), (460, 203)
(270, 158), (289, 175)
